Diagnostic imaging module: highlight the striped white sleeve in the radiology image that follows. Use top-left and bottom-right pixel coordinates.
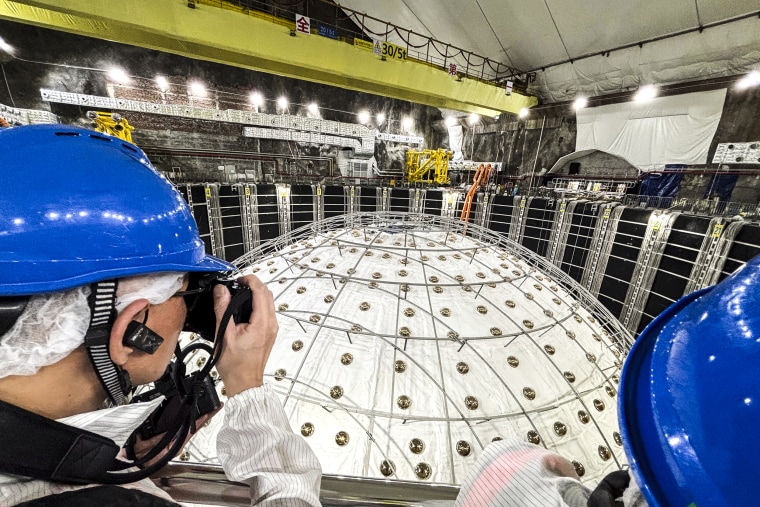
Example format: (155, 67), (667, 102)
(217, 384), (322, 506)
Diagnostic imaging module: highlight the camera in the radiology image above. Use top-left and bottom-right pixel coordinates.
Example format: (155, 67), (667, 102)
(181, 275), (253, 342)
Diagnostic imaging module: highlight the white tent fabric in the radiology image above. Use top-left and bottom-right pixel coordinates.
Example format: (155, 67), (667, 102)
(448, 124), (464, 162)
(575, 88), (726, 171)
(176, 215), (631, 489)
(338, 0), (760, 102)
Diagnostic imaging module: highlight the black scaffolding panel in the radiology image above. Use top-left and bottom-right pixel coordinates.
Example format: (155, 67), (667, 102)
(256, 184), (279, 242)
(636, 214), (711, 334)
(291, 185), (314, 231)
(521, 198), (556, 257)
(597, 208), (652, 319)
(324, 185), (346, 218)
(488, 195), (514, 236)
(218, 185), (245, 262)
(560, 202), (598, 283)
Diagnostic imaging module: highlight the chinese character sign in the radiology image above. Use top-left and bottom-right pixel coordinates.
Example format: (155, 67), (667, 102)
(295, 15), (310, 34)
(448, 63), (457, 76)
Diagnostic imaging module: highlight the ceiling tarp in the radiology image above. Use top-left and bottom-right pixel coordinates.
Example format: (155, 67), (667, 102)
(575, 88), (727, 171)
(339, 0), (760, 102)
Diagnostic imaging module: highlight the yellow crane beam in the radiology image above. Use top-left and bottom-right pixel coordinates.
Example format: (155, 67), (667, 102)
(0, 0), (537, 117)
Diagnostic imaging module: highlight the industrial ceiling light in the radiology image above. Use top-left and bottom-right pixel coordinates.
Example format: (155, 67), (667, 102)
(277, 96), (288, 111)
(108, 67), (130, 84)
(357, 110), (370, 125)
(633, 85), (657, 102)
(445, 116), (458, 127)
(249, 91), (263, 107)
(572, 97), (588, 110)
(736, 70), (760, 90)
(0, 36), (14, 56)
(308, 102), (319, 115)
(467, 113), (480, 125)
(518, 108), (529, 118)
(376, 112), (386, 125)
(402, 116), (414, 131)
(155, 75), (169, 92)
(189, 81), (207, 97)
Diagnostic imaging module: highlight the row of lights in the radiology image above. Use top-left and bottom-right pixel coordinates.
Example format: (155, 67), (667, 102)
(109, 68), (415, 129)
(104, 65), (760, 128)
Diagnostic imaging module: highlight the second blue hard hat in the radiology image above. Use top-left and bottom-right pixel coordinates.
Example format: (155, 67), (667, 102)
(619, 253), (760, 506)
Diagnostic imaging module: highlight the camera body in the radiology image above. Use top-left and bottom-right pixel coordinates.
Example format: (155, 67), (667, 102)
(183, 277), (252, 342)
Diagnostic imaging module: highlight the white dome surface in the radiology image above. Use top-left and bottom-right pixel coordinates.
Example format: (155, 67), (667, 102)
(179, 212), (631, 487)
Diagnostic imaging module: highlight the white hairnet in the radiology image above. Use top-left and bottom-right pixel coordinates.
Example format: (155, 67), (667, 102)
(0, 272), (185, 379)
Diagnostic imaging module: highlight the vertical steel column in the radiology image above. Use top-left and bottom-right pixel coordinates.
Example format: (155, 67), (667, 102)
(276, 184), (291, 237)
(204, 184), (225, 259)
(582, 204), (622, 296)
(440, 191), (459, 218)
(378, 187), (391, 212)
(546, 199), (575, 267)
(345, 186), (360, 215)
(411, 189), (426, 214)
(315, 184), (325, 222)
(685, 218), (745, 292)
(620, 211), (680, 333)
(508, 196), (529, 243)
(238, 183), (259, 252)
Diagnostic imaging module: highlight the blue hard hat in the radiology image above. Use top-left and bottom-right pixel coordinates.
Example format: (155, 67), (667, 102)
(0, 124), (233, 295)
(619, 254), (760, 506)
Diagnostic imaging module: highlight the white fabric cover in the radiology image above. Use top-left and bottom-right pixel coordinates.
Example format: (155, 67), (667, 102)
(575, 88), (726, 171)
(448, 124), (464, 162)
(339, 1), (760, 102)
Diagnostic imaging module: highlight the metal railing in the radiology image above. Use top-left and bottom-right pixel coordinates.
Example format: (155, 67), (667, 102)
(195, 0), (533, 85)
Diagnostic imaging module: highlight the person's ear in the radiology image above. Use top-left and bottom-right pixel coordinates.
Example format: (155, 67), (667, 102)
(110, 299), (150, 366)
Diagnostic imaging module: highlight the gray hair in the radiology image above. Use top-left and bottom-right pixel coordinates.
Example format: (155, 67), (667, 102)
(0, 272), (185, 379)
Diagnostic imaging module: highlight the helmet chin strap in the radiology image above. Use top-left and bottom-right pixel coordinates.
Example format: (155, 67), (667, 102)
(84, 281), (131, 406)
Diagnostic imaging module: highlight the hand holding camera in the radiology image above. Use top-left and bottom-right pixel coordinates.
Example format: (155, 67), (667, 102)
(213, 274), (278, 398)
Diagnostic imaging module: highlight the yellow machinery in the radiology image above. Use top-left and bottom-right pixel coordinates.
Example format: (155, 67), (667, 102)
(405, 148), (451, 185)
(87, 111), (135, 143)
(460, 163), (492, 223)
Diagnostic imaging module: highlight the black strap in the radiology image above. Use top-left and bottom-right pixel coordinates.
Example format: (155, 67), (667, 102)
(85, 281), (129, 406)
(0, 399), (119, 484)
(17, 485), (181, 506)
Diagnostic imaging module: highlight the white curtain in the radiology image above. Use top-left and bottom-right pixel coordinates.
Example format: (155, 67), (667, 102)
(448, 124), (464, 162)
(576, 88), (726, 171)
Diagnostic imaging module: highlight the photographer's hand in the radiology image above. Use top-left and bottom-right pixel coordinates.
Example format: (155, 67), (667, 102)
(213, 275), (278, 397)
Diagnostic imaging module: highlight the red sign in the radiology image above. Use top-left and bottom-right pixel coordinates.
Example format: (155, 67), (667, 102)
(448, 63), (457, 76)
(295, 15), (310, 34)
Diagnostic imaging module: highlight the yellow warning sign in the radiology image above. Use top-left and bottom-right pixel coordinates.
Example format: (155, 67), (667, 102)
(353, 38), (373, 51)
(712, 223), (724, 238)
(204, 187), (211, 198)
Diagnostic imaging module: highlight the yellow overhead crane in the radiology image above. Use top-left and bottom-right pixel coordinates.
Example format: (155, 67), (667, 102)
(87, 111), (135, 143)
(405, 149), (452, 185)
